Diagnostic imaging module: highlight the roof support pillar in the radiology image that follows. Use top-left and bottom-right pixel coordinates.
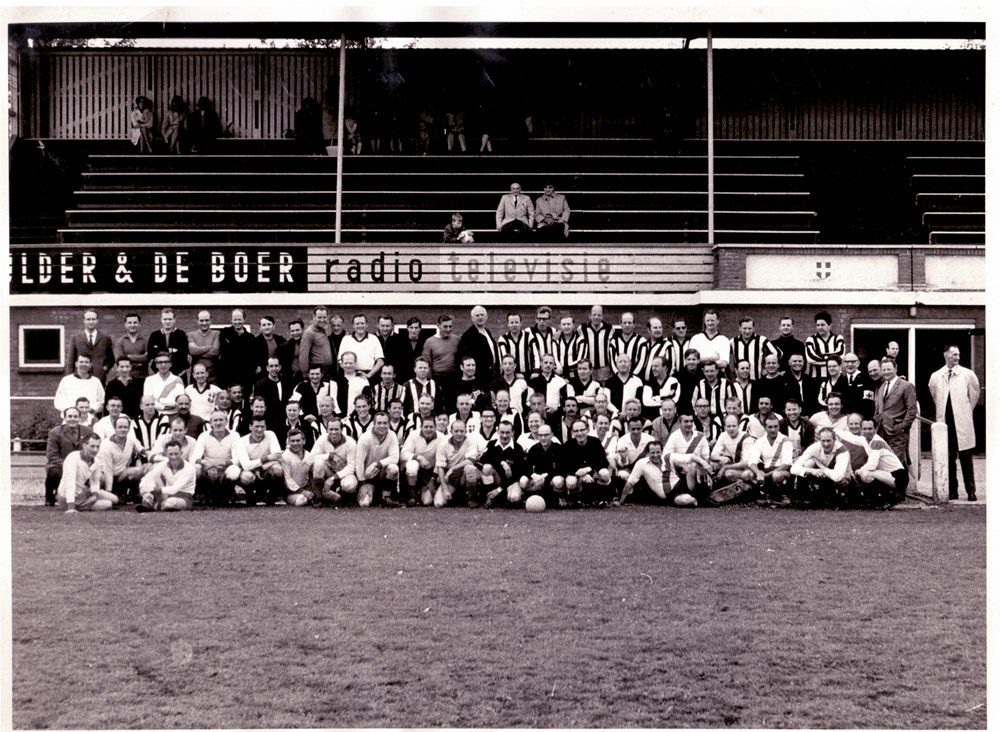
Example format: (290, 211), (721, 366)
(707, 25), (715, 246)
(335, 33), (346, 245)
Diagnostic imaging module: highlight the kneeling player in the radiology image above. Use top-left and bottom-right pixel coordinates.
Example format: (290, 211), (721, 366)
(480, 420), (527, 507)
(136, 440), (196, 512)
(279, 429), (317, 506)
(562, 419), (613, 505)
(434, 419), (483, 508)
(857, 419), (908, 507)
(791, 427), (854, 506)
(238, 416), (284, 505)
(663, 414), (713, 506)
(522, 425), (565, 507)
(400, 418), (441, 506)
(618, 441), (668, 504)
(191, 411), (242, 505)
(354, 411), (400, 507)
(310, 418), (358, 506)
(745, 415), (794, 503)
(60, 434), (118, 513)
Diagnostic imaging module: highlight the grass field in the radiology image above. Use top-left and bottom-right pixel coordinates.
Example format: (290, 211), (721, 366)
(10, 503), (986, 729)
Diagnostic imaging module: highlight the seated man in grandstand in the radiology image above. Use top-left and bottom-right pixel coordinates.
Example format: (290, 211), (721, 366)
(562, 419), (613, 506)
(290, 365), (338, 421)
(60, 433), (118, 513)
(495, 182), (534, 239)
(149, 417), (197, 462)
(649, 398), (681, 445)
(96, 415), (147, 504)
(191, 410), (243, 506)
(434, 419), (484, 508)
(54, 355), (105, 417)
(136, 439), (196, 512)
(745, 414), (794, 503)
(523, 425), (565, 508)
(310, 417), (358, 506)
(185, 362), (223, 421)
(611, 416), (655, 484)
(710, 413), (756, 487)
(278, 429), (317, 507)
(144, 352), (185, 416)
(811, 391), (849, 431)
(641, 356), (681, 422)
(534, 182), (571, 241)
(45, 406), (94, 507)
(92, 396), (134, 441)
(237, 415), (284, 505)
(400, 418), (442, 507)
(480, 420), (527, 508)
(791, 427), (855, 506)
(857, 418), (908, 507)
(663, 413), (713, 506)
(355, 411), (401, 507)
(618, 441), (668, 504)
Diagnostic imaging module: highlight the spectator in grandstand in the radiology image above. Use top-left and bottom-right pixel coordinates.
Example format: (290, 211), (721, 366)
(253, 315), (286, 380)
(562, 419), (613, 505)
(874, 357), (917, 468)
(641, 356), (681, 422)
(495, 182), (534, 239)
(96, 415), (146, 504)
(730, 317), (777, 383)
(523, 424), (564, 508)
(746, 414), (794, 503)
(386, 317), (428, 384)
(189, 96), (222, 154)
(445, 109), (467, 153)
(148, 417), (197, 463)
(339, 314), (385, 383)
(133, 395), (169, 452)
(146, 307), (190, 381)
(294, 96), (324, 155)
(552, 313), (585, 379)
(310, 416), (358, 506)
(136, 439), (196, 512)
(663, 413), (713, 505)
(772, 316), (806, 373)
(649, 398), (680, 445)
(172, 395), (206, 439)
(783, 353), (819, 415)
(104, 356), (142, 420)
(184, 362), (223, 421)
(667, 317), (691, 378)
(689, 309), (729, 371)
(280, 319), (305, 384)
(55, 355), (105, 417)
(129, 95), (154, 154)
(114, 312), (148, 383)
(928, 345), (980, 501)
(791, 427), (854, 506)
(639, 316), (671, 381)
(355, 411), (401, 507)
(343, 112), (362, 154)
(187, 310), (221, 384)
(236, 415), (284, 506)
(59, 434), (117, 513)
(220, 308), (257, 394)
(161, 95), (189, 155)
(804, 310), (845, 379)
(191, 410), (243, 505)
(44, 406), (93, 506)
(68, 309), (115, 385)
(534, 182), (571, 241)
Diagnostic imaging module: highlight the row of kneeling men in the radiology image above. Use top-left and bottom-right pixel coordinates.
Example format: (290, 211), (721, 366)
(57, 401), (907, 513)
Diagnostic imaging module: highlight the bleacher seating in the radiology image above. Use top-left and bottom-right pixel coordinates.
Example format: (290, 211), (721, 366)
(57, 139), (820, 248)
(906, 154), (985, 245)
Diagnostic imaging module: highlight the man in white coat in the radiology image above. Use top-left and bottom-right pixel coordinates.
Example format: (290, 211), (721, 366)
(928, 345), (981, 501)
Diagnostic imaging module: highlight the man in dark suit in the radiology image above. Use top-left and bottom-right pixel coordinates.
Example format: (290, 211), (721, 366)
(146, 307), (190, 382)
(68, 309), (115, 384)
(456, 305), (501, 385)
(874, 357), (917, 468)
(252, 356), (292, 426)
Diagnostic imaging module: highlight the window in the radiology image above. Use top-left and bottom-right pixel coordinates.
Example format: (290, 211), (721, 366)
(19, 325), (65, 370)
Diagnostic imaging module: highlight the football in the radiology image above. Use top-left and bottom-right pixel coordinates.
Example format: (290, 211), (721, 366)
(674, 493), (698, 508)
(525, 495), (546, 512)
(459, 230), (474, 243)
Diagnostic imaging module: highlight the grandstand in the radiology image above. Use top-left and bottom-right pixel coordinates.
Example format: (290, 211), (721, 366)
(7, 20), (986, 455)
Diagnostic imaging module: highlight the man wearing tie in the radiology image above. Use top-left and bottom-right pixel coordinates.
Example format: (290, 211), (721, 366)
(495, 182), (534, 240)
(68, 310), (115, 385)
(928, 345), (981, 501)
(873, 357), (917, 468)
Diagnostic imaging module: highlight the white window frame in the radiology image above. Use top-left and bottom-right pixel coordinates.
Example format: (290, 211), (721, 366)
(18, 324), (66, 370)
(849, 322), (978, 378)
